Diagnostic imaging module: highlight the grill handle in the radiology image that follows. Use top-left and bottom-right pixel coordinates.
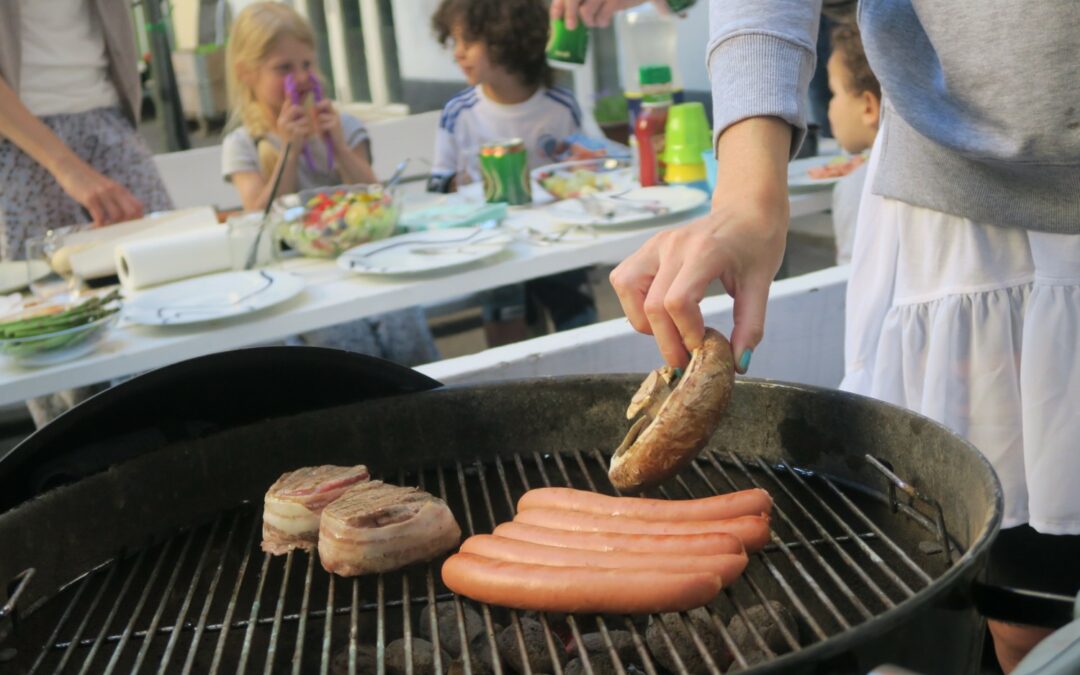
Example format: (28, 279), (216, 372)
(972, 583), (1077, 629)
(871, 592), (1080, 675)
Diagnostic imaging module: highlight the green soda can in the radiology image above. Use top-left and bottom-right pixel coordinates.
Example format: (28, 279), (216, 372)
(480, 139), (532, 206)
(665, 0), (698, 10)
(546, 18), (588, 67)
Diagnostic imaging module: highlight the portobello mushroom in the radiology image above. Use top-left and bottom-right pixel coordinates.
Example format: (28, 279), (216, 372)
(609, 328), (735, 492)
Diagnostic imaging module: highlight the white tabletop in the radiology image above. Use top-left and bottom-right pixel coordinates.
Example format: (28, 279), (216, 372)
(0, 190), (832, 407)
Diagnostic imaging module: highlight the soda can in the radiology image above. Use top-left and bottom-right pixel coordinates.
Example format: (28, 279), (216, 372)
(480, 139), (532, 206)
(665, 0), (697, 10)
(546, 18), (588, 67)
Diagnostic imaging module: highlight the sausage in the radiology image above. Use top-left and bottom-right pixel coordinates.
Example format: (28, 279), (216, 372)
(441, 553), (723, 614)
(493, 521), (746, 556)
(513, 509), (771, 552)
(516, 487), (773, 521)
(460, 534), (749, 585)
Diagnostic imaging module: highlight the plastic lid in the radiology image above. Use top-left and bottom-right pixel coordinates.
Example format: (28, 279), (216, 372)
(639, 64), (672, 86)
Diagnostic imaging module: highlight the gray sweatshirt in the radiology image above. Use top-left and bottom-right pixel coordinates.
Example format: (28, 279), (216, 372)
(707, 0), (1080, 233)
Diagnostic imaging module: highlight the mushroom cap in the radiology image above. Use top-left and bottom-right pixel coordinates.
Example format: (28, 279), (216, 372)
(608, 328), (736, 492)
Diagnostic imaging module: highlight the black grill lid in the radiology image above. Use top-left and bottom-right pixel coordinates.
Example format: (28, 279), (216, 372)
(0, 347), (441, 511)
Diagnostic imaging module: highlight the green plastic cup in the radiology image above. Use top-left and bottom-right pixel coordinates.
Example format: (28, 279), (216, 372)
(662, 102), (711, 165)
(546, 18), (588, 67)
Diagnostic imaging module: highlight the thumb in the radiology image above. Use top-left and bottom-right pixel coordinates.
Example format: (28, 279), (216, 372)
(729, 276), (769, 374)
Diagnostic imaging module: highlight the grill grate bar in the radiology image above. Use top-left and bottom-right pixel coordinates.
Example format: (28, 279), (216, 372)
(453, 461), (506, 675)
(561, 449), (669, 673)
(434, 465), (478, 675)
(102, 538), (176, 675)
(75, 549), (147, 675)
(399, 469), (417, 675)
(130, 527), (200, 673)
(557, 449), (728, 675)
(348, 578), (359, 675)
(376, 574), (386, 675)
(52, 559), (119, 674)
(262, 548), (295, 674)
(320, 573), (335, 675)
(415, 471), (446, 675)
(796, 462), (933, 587)
(235, 553), (272, 673)
(664, 463), (802, 657)
(689, 457), (853, 630)
(289, 547), (317, 675)
(182, 511), (245, 675)
(27, 571), (91, 674)
(751, 457), (906, 606)
(473, 458), (542, 675)
(583, 449), (761, 670)
(208, 512), (262, 675)
(693, 452), (831, 642)
(156, 515), (223, 674)
(506, 456), (569, 675)
(723, 455), (878, 621)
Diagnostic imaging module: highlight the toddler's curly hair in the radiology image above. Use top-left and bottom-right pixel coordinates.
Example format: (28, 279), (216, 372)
(432, 0), (554, 88)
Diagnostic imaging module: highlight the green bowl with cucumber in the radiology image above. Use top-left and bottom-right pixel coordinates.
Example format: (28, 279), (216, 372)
(0, 290), (121, 367)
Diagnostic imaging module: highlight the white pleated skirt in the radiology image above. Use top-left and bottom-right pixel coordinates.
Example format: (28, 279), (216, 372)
(841, 122), (1080, 534)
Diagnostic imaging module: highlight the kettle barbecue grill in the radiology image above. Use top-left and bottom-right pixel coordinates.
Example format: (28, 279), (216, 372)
(0, 348), (1075, 674)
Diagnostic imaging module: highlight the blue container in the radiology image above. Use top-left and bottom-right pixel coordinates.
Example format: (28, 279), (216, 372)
(702, 149), (717, 192)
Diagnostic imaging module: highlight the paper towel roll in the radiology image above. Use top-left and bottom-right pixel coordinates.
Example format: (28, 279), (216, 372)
(116, 225), (232, 291)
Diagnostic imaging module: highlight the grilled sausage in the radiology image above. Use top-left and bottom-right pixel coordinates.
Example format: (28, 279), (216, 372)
(492, 522), (746, 556)
(516, 487), (773, 522)
(441, 553), (723, 614)
(513, 509), (771, 552)
(460, 534), (749, 585)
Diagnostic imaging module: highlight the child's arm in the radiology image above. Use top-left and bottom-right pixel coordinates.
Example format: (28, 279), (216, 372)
(315, 101), (377, 184)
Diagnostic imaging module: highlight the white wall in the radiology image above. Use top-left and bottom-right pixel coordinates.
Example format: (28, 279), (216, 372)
(390, 0), (468, 83)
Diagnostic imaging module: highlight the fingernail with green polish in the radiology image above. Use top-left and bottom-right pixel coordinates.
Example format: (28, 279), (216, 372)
(738, 348), (753, 373)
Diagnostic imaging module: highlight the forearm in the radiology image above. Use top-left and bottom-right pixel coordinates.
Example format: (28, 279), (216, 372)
(713, 117), (791, 213)
(0, 76), (83, 176)
(334, 139), (377, 185)
(708, 0), (821, 157)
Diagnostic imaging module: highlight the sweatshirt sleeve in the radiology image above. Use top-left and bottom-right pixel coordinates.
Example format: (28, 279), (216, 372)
(707, 0), (821, 158)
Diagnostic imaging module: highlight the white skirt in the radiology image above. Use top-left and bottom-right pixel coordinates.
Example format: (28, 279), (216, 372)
(841, 123), (1080, 534)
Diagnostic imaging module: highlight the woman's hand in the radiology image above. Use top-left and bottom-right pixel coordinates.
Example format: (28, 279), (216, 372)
(609, 117), (792, 371)
(53, 156), (143, 227)
(550, 0), (652, 28)
(277, 98), (314, 145)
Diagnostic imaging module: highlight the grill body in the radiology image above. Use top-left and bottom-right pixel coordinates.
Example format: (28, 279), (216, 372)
(0, 375), (1002, 674)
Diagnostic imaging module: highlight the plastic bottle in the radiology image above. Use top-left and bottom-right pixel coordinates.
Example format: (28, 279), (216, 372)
(617, 7), (684, 131)
(635, 77), (673, 187)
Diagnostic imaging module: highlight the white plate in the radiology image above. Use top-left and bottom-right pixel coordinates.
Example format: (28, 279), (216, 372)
(788, 154), (853, 189)
(0, 260), (50, 294)
(544, 185), (708, 227)
(124, 270), (305, 326)
(338, 227), (514, 277)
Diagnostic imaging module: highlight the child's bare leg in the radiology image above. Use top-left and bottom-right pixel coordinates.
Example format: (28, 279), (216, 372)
(988, 620), (1053, 673)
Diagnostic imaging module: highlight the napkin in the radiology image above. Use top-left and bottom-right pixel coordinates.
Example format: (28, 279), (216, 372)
(116, 225), (231, 291)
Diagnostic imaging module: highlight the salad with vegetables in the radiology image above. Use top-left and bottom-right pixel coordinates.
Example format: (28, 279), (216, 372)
(282, 185), (398, 258)
(536, 169), (613, 200)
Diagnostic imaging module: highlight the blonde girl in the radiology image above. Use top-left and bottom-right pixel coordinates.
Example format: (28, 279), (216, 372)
(220, 2), (439, 367)
(222, 2), (377, 211)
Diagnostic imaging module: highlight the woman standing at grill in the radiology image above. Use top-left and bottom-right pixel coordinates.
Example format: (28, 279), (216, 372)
(557, 0), (1080, 671)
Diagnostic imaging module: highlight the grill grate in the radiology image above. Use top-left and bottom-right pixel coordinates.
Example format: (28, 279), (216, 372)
(7, 448), (955, 674)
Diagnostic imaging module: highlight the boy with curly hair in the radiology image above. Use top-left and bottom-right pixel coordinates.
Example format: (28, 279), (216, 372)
(430, 0), (588, 187)
(430, 0), (598, 342)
